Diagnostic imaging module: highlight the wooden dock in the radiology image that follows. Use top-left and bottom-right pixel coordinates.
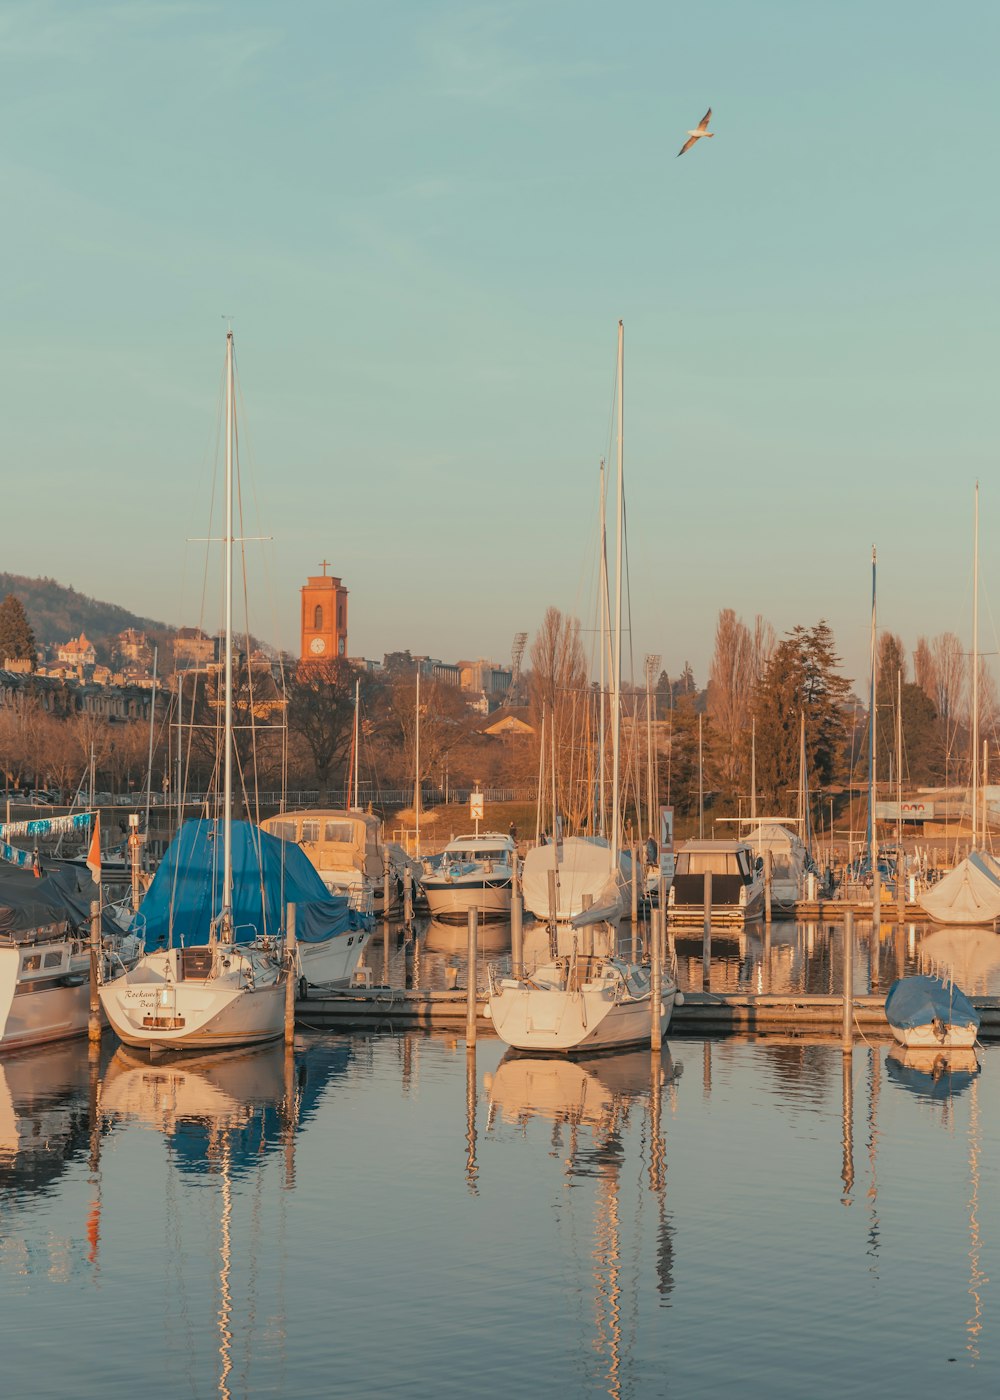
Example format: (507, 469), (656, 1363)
(295, 987), (1000, 1039)
(788, 901), (927, 922)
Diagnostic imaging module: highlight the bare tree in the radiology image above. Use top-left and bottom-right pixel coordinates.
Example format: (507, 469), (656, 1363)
(751, 615), (776, 684)
(913, 636), (934, 703)
(929, 632), (967, 785)
(527, 607), (588, 827)
(706, 608), (754, 792)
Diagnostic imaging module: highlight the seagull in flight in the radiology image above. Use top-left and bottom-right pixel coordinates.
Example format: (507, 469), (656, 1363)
(677, 108), (713, 157)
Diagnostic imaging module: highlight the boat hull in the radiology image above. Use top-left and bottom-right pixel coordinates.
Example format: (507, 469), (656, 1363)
(423, 879), (512, 921)
(99, 946), (286, 1052)
(295, 929), (371, 990)
(0, 946), (94, 1052)
(888, 1021), (979, 1050)
(487, 962), (677, 1053)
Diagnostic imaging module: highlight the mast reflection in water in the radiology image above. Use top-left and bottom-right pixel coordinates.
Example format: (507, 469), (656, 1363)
(485, 1048), (682, 1398)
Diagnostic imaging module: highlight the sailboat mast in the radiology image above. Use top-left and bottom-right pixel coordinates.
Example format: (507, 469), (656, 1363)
(222, 330), (235, 934)
(868, 546), (877, 895)
(611, 320), (624, 865)
(598, 461), (609, 839)
(972, 482), (979, 848)
(350, 678), (360, 808)
(414, 667), (421, 856)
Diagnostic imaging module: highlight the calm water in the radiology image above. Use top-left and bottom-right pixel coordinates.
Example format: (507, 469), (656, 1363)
(380, 915), (1000, 999)
(1, 1016), (997, 1398)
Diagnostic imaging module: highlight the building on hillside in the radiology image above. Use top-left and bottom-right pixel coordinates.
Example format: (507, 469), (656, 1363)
(173, 627), (214, 672)
(57, 633), (96, 667)
(301, 563), (348, 661)
(115, 628), (148, 663)
(0, 668), (152, 721)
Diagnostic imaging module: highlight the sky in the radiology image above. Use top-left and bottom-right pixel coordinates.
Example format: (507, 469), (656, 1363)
(3, 0), (999, 693)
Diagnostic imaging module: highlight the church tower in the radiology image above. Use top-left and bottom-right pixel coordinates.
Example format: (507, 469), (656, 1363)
(301, 562), (348, 661)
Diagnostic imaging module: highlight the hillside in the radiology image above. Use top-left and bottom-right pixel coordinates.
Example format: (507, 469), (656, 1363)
(0, 573), (173, 652)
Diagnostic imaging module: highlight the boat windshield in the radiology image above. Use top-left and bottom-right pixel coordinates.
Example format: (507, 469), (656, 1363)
(677, 852), (743, 876)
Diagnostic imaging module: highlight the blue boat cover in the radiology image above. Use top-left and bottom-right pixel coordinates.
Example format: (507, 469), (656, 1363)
(133, 819), (366, 946)
(884, 975), (979, 1032)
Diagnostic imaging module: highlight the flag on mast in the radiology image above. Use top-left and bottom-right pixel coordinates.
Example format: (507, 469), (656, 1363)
(86, 812), (102, 882)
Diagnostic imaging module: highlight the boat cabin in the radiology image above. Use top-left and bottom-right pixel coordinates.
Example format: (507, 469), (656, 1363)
(672, 839), (759, 907)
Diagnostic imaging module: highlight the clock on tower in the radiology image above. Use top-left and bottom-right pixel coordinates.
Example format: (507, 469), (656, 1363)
(300, 562), (348, 663)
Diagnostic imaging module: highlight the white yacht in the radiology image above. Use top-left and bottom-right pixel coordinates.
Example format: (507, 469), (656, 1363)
(261, 808), (410, 917)
(420, 833), (515, 921)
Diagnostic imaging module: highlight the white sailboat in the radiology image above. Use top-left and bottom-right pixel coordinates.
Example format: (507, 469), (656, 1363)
(100, 331), (286, 1051)
(920, 484), (1000, 926)
(488, 322), (681, 1053)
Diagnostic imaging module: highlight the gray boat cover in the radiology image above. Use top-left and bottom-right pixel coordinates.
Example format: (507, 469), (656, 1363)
(0, 862), (103, 935)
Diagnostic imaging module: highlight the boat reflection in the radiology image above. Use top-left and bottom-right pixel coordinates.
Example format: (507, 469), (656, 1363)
(485, 1047), (682, 1398)
(99, 1037), (354, 1400)
(423, 918), (512, 957)
(101, 1037), (354, 1176)
(0, 1041), (93, 1198)
(917, 925), (1000, 995)
(885, 1045), (982, 1103)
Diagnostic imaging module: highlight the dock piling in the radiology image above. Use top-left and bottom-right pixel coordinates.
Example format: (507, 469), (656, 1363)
(382, 847), (391, 921)
(511, 855), (524, 976)
(702, 871), (712, 990)
(465, 907), (478, 1048)
(88, 898), (102, 1045)
(651, 908), (662, 1051)
(765, 851), (773, 925)
(285, 903), (297, 1044)
(841, 909), (853, 1049)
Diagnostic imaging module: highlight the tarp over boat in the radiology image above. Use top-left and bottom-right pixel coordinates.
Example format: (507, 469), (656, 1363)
(884, 975), (979, 1035)
(522, 837), (626, 923)
(0, 862), (108, 935)
(918, 851), (1000, 926)
(133, 819), (365, 947)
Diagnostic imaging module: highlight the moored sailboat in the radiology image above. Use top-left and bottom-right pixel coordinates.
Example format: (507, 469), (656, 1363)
(99, 331), (288, 1052)
(487, 322), (681, 1053)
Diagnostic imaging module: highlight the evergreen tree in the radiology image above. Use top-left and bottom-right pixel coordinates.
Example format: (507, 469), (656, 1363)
(751, 622), (852, 805)
(0, 594), (36, 667)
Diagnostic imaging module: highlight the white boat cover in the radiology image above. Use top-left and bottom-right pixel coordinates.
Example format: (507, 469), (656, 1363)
(522, 837), (626, 923)
(918, 851), (1000, 926)
(744, 823), (808, 894)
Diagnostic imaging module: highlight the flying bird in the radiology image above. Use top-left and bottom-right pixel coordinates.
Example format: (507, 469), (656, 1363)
(677, 108), (713, 157)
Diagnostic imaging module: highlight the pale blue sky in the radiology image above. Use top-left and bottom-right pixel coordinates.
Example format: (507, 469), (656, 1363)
(3, 0), (998, 689)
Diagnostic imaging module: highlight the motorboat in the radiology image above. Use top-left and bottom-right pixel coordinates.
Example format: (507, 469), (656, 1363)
(261, 807), (410, 916)
(668, 839), (764, 924)
(884, 974), (980, 1050)
(0, 862), (137, 1052)
(420, 832), (514, 921)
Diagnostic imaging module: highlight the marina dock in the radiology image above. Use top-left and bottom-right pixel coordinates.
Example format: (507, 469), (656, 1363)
(294, 987), (1000, 1039)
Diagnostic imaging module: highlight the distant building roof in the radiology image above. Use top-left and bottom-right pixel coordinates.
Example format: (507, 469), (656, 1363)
(482, 707), (535, 737)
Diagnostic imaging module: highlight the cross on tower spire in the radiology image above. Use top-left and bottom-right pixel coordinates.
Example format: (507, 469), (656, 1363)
(320, 559), (330, 576)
